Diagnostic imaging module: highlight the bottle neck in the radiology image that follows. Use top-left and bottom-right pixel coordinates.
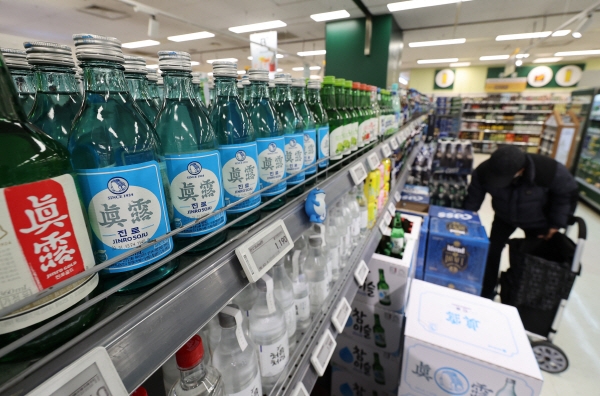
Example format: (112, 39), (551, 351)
(0, 62), (27, 122)
(292, 86), (307, 103)
(125, 73), (151, 100)
(374, 315), (381, 326)
(345, 89), (353, 107)
(379, 270), (385, 282)
(275, 84), (293, 103)
(335, 86), (345, 108)
(215, 76), (239, 97)
(219, 326), (241, 351)
(250, 80), (270, 99)
(34, 65), (79, 94)
(163, 71), (195, 100)
(81, 60), (128, 93)
(321, 85), (336, 109)
(310, 245), (322, 256)
(307, 88), (321, 104)
(10, 68), (36, 94)
(179, 361), (207, 391)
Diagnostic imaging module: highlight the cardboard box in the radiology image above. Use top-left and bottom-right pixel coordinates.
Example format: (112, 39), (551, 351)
(424, 272), (482, 296)
(331, 366), (396, 396)
(397, 212), (422, 242)
(415, 215), (429, 280)
(332, 334), (402, 390)
(397, 200), (429, 217)
(356, 243), (415, 313)
(400, 184), (430, 204)
(399, 280), (543, 396)
(428, 205), (481, 224)
(345, 299), (403, 354)
(425, 217), (489, 284)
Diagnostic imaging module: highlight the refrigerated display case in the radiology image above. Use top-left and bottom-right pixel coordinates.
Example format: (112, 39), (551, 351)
(575, 93), (600, 211)
(570, 88), (599, 174)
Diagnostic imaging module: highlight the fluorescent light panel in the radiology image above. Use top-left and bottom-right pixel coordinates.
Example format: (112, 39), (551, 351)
(409, 38), (466, 47)
(247, 54), (284, 60)
(168, 31), (214, 42)
(450, 62), (470, 67)
(310, 10), (350, 22)
(398, 77), (408, 85)
(292, 67), (304, 71)
(516, 54), (529, 59)
(555, 50), (600, 56)
(277, 68), (283, 72)
(572, 32), (583, 38)
(309, 75), (321, 79)
(206, 58), (238, 64)
(229, 20), (287, 34)
(388, 0), (471, 12)
(122, 40), (160, 48)
(309, 66), (321, 70)
(480, 55), (509, 61)
(237, 70), (246, 75)
(417, 58), (458, 64)
(552, 30), (571, 37)
(533, 57), (563, 63)
(146, 64), (159, 69)
(190, 61), (200, 66)
(496, 31), (551, 41)
(297, 50), (326, 56)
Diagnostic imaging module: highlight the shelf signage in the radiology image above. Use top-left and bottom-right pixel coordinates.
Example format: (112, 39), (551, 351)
(349, 163), (368, 185)
(367, 152), (381, 171)
(394, 191), (402, 203)
(331, 297), (352, 334)
(389, 137), (400, 151)
(388, 202), (397, 217)
(354, 260), (369, 286)
(381, 144), (393, 158)
(310, 329), (337, 377)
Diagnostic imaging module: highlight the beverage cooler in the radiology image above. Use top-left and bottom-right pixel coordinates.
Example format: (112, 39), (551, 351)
(574, 91), (600, 211)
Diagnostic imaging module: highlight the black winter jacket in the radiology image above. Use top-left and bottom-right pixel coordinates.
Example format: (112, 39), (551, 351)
(464, 154), (578, 229)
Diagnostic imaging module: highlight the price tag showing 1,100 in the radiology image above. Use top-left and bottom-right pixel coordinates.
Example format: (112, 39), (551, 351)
(331, 297), (352, 333)
(349, 163), (368, 185)
(381, 144), (393, 158)
(235, 219), (293, 282)
(354, 260), (369, 286)
(389, 138), (399, 150)
(26, 347), (128, 396)
(367, 152), (381, 171)
(310, 329), (337, 377)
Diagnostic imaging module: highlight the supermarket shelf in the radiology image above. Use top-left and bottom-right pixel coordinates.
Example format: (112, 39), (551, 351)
(0, 115), (426, 396)
(462, 118), (544, 125)
(469, 140), (539, 146)
(460, 128), (541, 135)
(462, 100), (568, 105)
(576, 176), (600, 196)
(273, 144), (420, 396)
(576, 177), (600, 212)
(462, 109), (552, 114)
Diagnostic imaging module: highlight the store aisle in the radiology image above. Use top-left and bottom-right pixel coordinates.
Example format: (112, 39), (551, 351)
(473, 154), (600, 396)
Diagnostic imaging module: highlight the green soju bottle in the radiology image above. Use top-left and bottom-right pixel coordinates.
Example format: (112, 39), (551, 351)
(359, 84), (376, 146)
(292, 78), (317, 182)
(321, 76), (343, 167)
(371, 86), (382, 142)
(155, 51), (227, 251)
(307, 79), (329, 170)
(334, 78), (351, 156)
(25, 41), (82, 148)
(241, 74), (251, 107)
(1, 48), (36, 115)
(124, 56), (158, 124)
(274, 73), (305, 197)
(210, 61), (261, 227)
(377, 269), (391, 306)
(373, 313), (386, 348)
(344, 80), (359, 153)
(147, 69), (162, 109)
(352, 82), (366, 148)
(373, 352), (386, 385)
(247, 69), (286, 210)
(0, 51), (101, 361)
(390, 213), (405, 257)
(69, 34), (175, 292)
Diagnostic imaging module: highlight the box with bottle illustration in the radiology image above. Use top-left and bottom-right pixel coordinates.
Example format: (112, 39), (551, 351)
(331, 366), (396, 396)
(344, 299), (403, 354)
(331, 333), (402, 392)
(425, 217), (489, 284)
(398, 280), (543, 396)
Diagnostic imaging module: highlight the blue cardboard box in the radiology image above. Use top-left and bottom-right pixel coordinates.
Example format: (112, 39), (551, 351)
(423, 273), (482, 296)
(415, 215), (429, 280)
(400, 185), (430, 204)
(425, 217), (489, 284)
(428, 205), (481, 224)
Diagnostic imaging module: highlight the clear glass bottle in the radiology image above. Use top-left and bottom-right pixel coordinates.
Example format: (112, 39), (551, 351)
(269, 259), (297, 349)
(210, 61), (261, 228)
(169, 335), (224, 396)
(232, 283), (258, 336)
(391, 83), (402, 130)
(124, 56), (158, 124)
(69, 34), (175, 292)
(305, 234), (330, 316)
(0, 50), (102, 362)
(334, 78), (351, 156)
(154, 51), (227, 252)
(241, 74), (251, 107)
(25, 41), (82, 148)
(285, 248), (310, 332)
(147, 68), (162, 109)
(344, 80), (359, 152)
(1, 48), (36, 115)
(321, 76), (344, 167)
(274, 73), (305, 197)
(325, 217), (341, 282)
(213, 305), (262, 396)
(332, 200), (352, 260)
(307, 79), (329, 171)
(346, 185), (362, 246)
(247, 69), (286, 210)
(292, 78), (317, 182)
(249, 275), (289, 393)
(356, 182), (369, 236)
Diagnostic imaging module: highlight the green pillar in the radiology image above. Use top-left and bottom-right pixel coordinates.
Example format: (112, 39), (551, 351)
(325, 15), (403, 88)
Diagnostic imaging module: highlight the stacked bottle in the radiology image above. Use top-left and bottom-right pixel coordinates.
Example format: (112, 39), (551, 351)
(344, 80), (359, 152)
(334, 78), (351, 157)
(124, 56), (158, 124)
(1, 48), (36, 114)
(291, 78), (317, 183)
(146, 68), (162, 109)
(306, 78), (329, 171)
(320, 76), (344, 166)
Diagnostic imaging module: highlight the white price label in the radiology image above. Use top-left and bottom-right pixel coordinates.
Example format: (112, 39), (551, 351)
(235, 219), (293, 282)
(291, 382), (310, 396)
(394, 191), (401, 203)
(354, 260), (369, 286)
(349, 163), (368, 185)
(27, 347), (128, 396)
(381, 144), (392, 158)
(311, 329), (337, 377)
(331, 297), (352, 334)
(387, 202), (396, 217)
(367, 152), (381, 171)
(379, 220), (391, 236)
(389, 138), (399, 150)
(262, 274), (276, 314)
(221, 306), (248, 351)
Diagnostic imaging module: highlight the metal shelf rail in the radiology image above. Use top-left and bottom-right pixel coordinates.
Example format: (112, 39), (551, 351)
(0, 115), (426, 396)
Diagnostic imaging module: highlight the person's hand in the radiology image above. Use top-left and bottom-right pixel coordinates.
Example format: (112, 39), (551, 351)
(538, 228), (558, 240)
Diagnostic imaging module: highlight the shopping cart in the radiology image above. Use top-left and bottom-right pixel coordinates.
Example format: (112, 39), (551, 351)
(499, 216), (586, 374)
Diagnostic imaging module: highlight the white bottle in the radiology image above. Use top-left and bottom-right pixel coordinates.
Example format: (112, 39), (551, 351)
(286, 250), (311, 332)
(205, 316), (221, 360)
(249, 274), (290, 393)
(233, 282), (258, 336)
(305, 234), (330, 316)
(346, 186), (362, 245)
(269, 259), (297, 350)
(304, 223), (332, 283)
(356, 182), (369, 237)
(169, 335), (224, 396)
(330, 201), (352, 264)
(285, 234), (307, 277)
(325, 217), (341, 282)
(212, 305), (262, 396)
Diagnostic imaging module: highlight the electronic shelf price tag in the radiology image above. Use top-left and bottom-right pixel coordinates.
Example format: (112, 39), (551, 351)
(235, 219), (293, 282)
(389, 137), (399, 151)
(387, 202), (397, 217)
(27, 347), (128, 396)
(367, 152), (381, 171)
(354, 260), (369, 286)
(331, 297), (352, 334)
(379, 211), (392, 236)
(310, 329), (337, 377)
(394, 191), (401, 203)
(349, 162), (368, 185)
(381, 143), (393, 158)
(291, 382), (310, 396)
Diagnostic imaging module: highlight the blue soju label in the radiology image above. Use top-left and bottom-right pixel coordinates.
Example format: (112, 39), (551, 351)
(303, 128), (317, 175)
(219, 142), (261, 213)
(256, 137), (286, 197)
(317, 125), (329, 168)
(164, 151), (226, 237)
(76, 161), (173, 273)
(285, 133), (305, 185)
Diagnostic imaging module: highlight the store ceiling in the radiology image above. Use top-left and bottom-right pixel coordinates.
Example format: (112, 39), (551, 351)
(0, 0), (598, 77)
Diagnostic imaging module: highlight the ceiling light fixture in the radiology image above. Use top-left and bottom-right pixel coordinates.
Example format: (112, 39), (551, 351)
(297, 50), (326, 56)
(248, 54), (284, 60)
(292, 67), (304, 71)
(416, 58), (458, 64)
(398, 76), (408, 85)
(237, 70), (246, 75)
(146, 64), (159, 69)
(516, 54), (530, 59)
(572, 32), (583, 38)
(408, 38), (466, 47)
(277, 68), (283, 72)
(515, 59), (523, 66)
(208, 72), (213, 76)
(309, 66), (321, 70)
(554, 50), (600, 56)
(310, 10), (350, 22)
(190, 61), (200, 66)
(229, 20), (287, 34)
(552, 30), (571, 37)
(496, 31), (551, 41)
(388, 0), (472, 12)
(122, 39), (160, 48)
(533, 57), (563, 63)
(206, 58), (238, 64)
(167, 31), (215, 42)
(450, 62), (471, 67)
(572, 13), (593, 38)
(309, 75), (321, 79)
(479, 55), (510, 61)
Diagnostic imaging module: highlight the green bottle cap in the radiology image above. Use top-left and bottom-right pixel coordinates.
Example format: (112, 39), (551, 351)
(323, 75), (336, 85)
(335, 78), (346, 86)
(344, 80), (353, 88)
